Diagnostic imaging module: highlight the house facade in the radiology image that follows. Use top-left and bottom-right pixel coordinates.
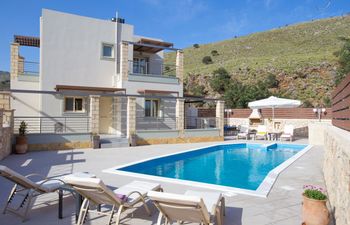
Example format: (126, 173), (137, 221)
(10, 9), (184, 137)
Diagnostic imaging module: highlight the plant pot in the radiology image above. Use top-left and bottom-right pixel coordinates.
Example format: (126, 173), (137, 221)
(92, 135), (100, 149)
(130, 134), (137, 147)
(302, 194), (329, 225)
(15, 136), (28, 154)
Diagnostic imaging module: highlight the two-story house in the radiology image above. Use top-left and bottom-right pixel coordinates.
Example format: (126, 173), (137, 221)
(10, 9), (183, 138)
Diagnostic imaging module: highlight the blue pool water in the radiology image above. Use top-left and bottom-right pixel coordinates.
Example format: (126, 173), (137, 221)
(118, 143), (307, 190)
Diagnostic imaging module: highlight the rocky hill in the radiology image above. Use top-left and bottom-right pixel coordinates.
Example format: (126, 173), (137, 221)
(165, 15), (350, 106)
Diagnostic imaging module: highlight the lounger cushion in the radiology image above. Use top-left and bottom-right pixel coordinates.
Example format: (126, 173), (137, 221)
(36, 179), (64, 192)
(113, 180), (160, 203)
(184, 190), (222, 214)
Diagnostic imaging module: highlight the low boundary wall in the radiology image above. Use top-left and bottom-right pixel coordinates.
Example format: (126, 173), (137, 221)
(324, 126), (350, 225)
(136, 129), (223, 145)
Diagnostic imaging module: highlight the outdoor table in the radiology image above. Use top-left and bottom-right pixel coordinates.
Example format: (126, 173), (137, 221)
(58, 172), (96, 222)
(268, 131), (281, 141)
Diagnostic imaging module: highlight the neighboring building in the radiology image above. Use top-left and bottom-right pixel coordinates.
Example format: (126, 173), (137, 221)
(10, 9), (184, 137)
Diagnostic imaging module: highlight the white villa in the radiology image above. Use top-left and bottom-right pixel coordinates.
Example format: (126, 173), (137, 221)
(10, 9), (184, 138)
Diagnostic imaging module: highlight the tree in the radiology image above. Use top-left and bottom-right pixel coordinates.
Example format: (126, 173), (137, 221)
(210, 68), (231, 94)
(335, 37), (350, 84)
(202, 56), (213, 65)
(193, 43), (200, 48)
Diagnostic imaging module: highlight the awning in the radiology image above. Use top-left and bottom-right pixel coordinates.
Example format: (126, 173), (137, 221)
(133, 38), (174, 53)
(137, 89), (179, 96)
(14, 35), (40, 47)
(55, 85), (126, 93)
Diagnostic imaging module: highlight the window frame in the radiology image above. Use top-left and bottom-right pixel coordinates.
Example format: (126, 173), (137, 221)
(145, 98), (160, 118)
(64, 96), (86, 113)
(101, 42), (115, 60)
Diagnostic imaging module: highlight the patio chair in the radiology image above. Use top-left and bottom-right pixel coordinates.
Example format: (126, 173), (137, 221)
(0, 165), (65, 221)
(237, 125), (249, 140)
(148, 190), (225, 225)
(280, 124), (294, 142)
(255, 125), (267, 140)
(63, 176), (162, 225)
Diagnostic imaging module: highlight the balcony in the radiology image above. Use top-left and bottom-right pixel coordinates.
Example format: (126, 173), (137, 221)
(128, 60), (179, 84)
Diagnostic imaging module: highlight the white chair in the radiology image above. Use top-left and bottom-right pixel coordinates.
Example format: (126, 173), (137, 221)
(148, 190), (225, 225)
(237, 125), (249, 140)
(280, 125), (294, 142)
(0, 165), (65, 221)
(255, 125), (267, 140)
(64, 177), (162, 225)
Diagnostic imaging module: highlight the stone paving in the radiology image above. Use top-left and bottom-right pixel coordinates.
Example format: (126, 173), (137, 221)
(0, 139), (326, 225)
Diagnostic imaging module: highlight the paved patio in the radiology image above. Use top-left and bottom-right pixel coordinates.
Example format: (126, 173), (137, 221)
(0, 139), (325, 225)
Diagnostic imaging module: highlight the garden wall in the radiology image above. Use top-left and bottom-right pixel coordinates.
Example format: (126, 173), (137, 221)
(0, 109), (13, 160)
(323, 126), (350, 225)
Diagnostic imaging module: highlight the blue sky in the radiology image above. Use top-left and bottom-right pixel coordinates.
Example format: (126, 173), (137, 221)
(0, 0), (349, 71)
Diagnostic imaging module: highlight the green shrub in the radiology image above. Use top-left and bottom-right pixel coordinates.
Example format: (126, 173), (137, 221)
(202, 56), (213, 65)
(211, 50), (219, 56)
(304, 189), (327, 200)
(18, 121), (27, 136)
(193, 43), (200, 48)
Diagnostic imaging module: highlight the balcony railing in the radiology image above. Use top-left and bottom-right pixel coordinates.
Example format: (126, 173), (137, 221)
(129, 60), (176, 77)
(19, 61), (39, 75)
(14, 116), (90, 134)
(185, 117), (218, 129)
(136, 116), (177, 130)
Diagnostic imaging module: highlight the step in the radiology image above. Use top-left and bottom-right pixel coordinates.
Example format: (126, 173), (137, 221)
(100, 137), (129, 148)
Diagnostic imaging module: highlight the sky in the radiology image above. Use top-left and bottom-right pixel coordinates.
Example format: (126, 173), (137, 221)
(0, 0), (349, 71)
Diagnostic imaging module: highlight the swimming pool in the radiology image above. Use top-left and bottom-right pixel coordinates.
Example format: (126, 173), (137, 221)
(104, 143), (311, 197)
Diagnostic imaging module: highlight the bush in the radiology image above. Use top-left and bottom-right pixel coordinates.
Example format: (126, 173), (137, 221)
(303, 185), (327, 200)
(265, 74), (279, 88)
(335, 37), (350, 84)
(202, 56), (213, 65)
(193, 43), (200, 48)
(210, 68), (231, 94)
(211, 50), (219, 56)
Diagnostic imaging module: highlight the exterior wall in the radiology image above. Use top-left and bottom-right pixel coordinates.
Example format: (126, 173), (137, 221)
(11, 77), (40, 116)
(308, 122), (331, 145)
(136, 129), (223, 145)
(323, 126), (350, 225)
(0, 110), (13, 160)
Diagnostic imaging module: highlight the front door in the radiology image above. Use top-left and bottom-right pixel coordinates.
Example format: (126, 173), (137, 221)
(99, 97), (113, 134)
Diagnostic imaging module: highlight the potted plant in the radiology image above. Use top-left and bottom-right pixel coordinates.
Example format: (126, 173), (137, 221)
(91, 133), (100, 149)
(15, 121), (28, 154)
(302, 185), (329, 225)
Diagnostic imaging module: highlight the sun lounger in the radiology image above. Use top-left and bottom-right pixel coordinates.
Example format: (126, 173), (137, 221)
(0, 165), (65, 221)
(237, 125), (249, 140)
(148, 190), (225, 225)
(255, 125), (267, 140)
(280, 124), (294, 142)
(63, 177), (162, 225)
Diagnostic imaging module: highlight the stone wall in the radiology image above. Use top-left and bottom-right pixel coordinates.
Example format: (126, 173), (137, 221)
(0, 109), (13, 160)
(324, 126), (350, 225)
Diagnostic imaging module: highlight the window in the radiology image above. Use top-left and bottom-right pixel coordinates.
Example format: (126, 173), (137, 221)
(133, 57), (149, 74)
(64, 97), (84, 112)
(145, 99), (159, 117)
(101, 43), (114, 59)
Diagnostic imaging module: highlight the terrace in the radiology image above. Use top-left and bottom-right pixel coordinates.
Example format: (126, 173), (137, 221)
(0, 139), (325, 225)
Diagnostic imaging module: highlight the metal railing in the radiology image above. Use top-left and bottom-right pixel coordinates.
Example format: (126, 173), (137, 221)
(19, 61), (39, 75)
(129, 60), (176, 77)
(136, 116), (177, 130)
(185, 117), (218, 129)
(14, 116), (90, 134)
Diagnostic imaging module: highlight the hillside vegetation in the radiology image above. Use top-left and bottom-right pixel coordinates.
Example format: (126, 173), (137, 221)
(165, 15), (350, 107)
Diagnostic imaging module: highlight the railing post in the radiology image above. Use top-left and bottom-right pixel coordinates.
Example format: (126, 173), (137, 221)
(39, 117), (42, 133)
(64, 117), (67, 133)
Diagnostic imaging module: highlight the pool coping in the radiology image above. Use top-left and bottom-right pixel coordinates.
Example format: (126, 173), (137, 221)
(103, 142), (313, 198)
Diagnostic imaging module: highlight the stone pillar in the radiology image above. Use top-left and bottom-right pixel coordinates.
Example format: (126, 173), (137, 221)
(120, 42), (129, 81)
(10, 43), (20, 79)
(89, 95), (100, 134)
(0, 109), (3, 130)
(176, 99), (185, 136)
(127, 97), (136, 138)
(0, 92), (11, 110)
(112, 96), (122, 137)
(176, 50), (184, 84)
(216, 100), (225, 137)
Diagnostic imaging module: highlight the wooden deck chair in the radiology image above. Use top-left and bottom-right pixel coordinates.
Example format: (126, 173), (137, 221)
(64, 177), (162, 225)
(148, 190), (225, 225)
(255, 125), (268, 140)
(0, 165), (65, 221)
